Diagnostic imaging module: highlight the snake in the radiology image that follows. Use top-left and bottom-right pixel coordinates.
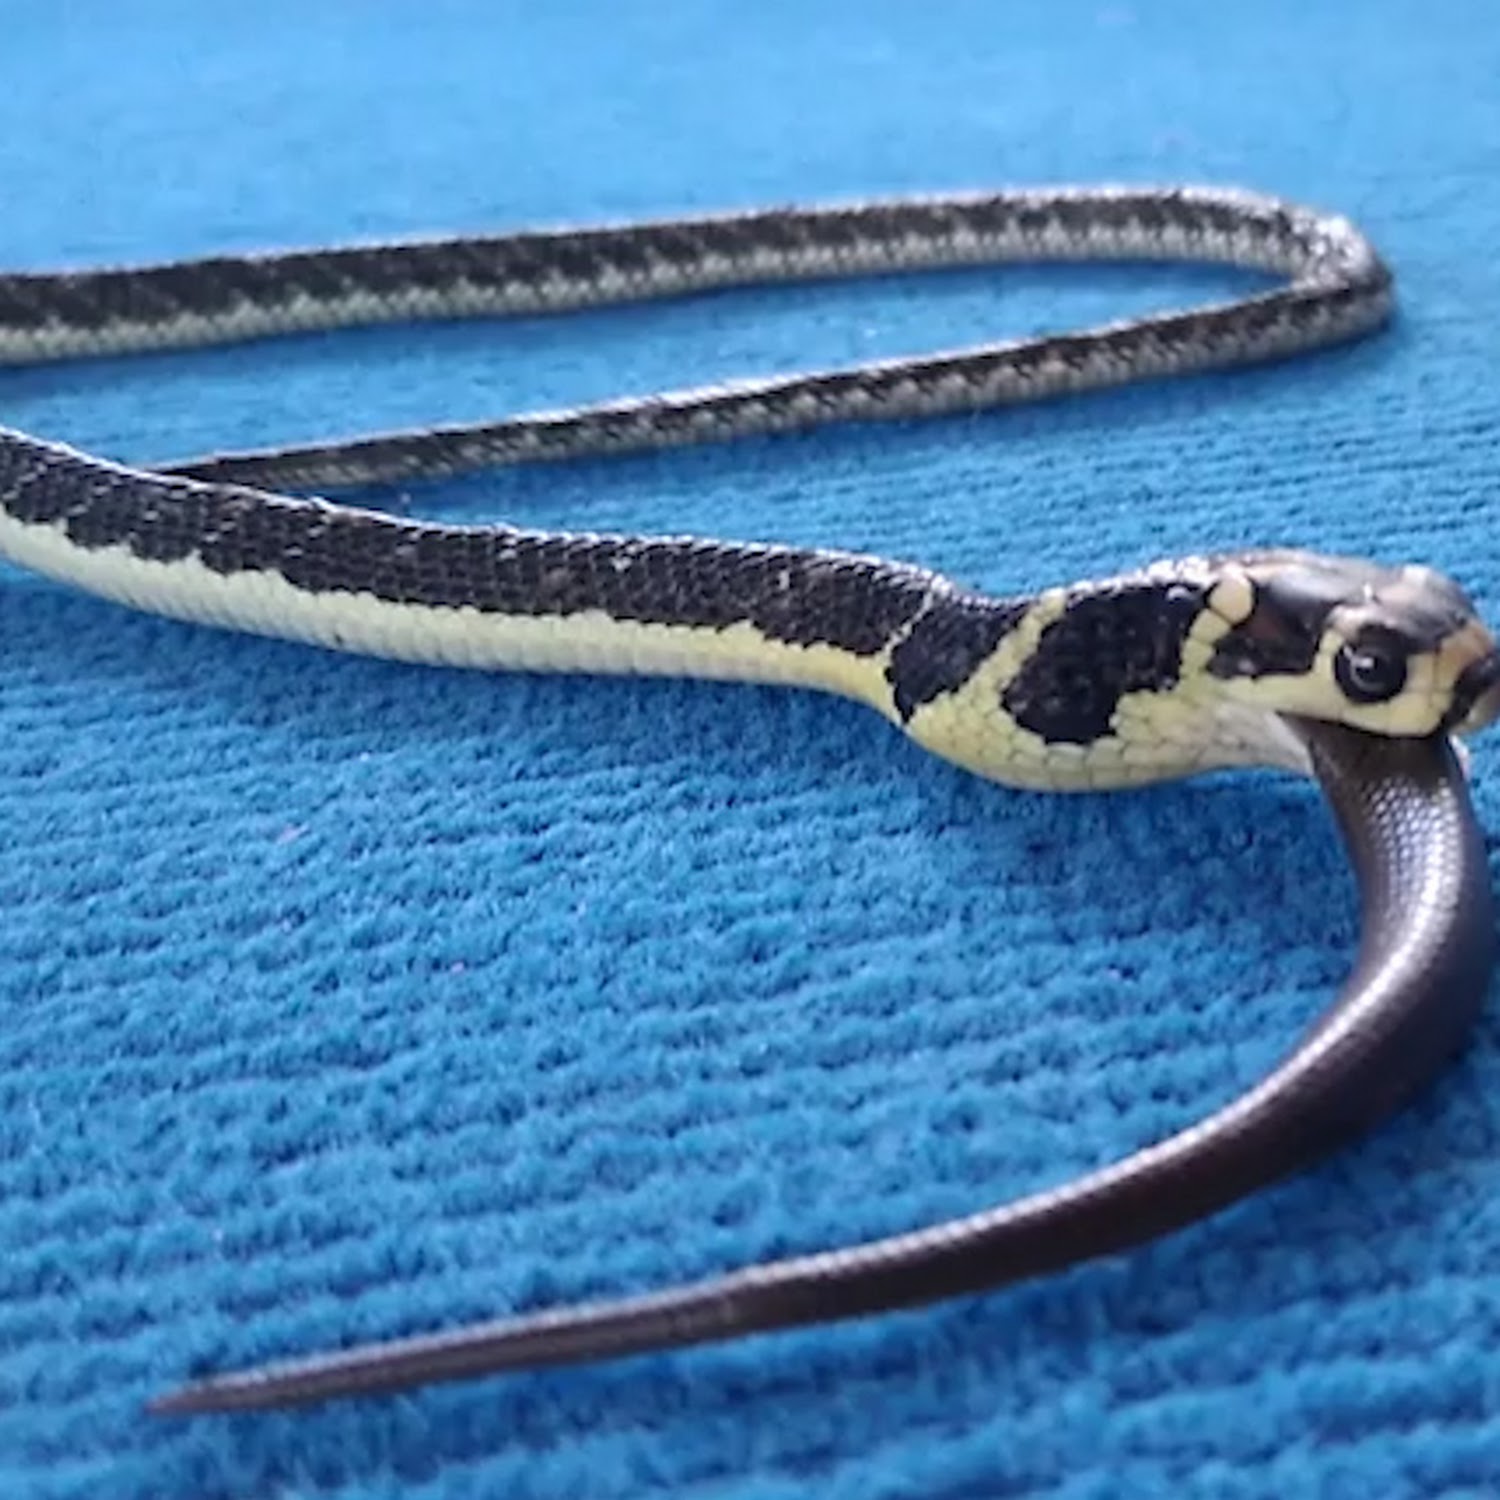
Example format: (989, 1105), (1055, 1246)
(2, 186), (1497, 1415)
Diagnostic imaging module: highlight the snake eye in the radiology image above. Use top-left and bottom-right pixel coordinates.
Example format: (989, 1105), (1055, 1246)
(1335, 633), (1409, 704)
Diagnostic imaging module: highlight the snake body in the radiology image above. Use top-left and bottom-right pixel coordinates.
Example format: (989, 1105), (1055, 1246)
(2, 187), (1497, 1413)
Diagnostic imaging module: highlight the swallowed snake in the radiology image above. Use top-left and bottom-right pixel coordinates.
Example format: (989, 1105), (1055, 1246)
(1, 187), (1496, 1414)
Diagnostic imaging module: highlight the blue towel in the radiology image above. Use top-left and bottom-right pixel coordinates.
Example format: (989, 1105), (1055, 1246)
(4, 2), (1499, 1495)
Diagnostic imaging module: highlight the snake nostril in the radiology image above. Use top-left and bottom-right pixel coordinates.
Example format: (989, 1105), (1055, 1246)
(1446, 652), (1500, 731)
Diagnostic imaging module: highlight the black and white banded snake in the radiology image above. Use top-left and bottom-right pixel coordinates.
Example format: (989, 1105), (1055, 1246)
(1, 186), (1496, 1414)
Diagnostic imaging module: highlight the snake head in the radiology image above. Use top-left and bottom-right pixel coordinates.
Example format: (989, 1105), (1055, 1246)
(1202, 552), (1500, 741)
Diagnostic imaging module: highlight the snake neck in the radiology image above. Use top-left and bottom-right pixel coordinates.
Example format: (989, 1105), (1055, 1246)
(894, 561), (1312, 791)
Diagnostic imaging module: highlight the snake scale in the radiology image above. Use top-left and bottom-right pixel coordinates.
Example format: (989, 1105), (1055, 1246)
(1, 186), (1496, 1414)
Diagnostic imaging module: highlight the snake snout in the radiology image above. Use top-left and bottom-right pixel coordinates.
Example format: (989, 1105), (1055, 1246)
(1445, 649), (1500, 734)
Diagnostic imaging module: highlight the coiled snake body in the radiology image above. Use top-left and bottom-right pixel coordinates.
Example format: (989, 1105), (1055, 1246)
(2, 187), (1497, 1413)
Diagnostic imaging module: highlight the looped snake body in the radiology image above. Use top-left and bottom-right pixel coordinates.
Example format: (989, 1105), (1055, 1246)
(0, 186), (1495, 1413)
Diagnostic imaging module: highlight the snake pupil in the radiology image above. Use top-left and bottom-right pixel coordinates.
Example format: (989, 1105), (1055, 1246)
(1335, 635), (1409, 704)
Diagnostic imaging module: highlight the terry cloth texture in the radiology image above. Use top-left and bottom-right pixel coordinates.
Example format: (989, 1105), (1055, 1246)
(4, 3), (1500, 1497)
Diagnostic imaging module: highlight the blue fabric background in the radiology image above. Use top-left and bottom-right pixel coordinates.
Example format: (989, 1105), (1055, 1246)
(4, 2), (1500, 1496)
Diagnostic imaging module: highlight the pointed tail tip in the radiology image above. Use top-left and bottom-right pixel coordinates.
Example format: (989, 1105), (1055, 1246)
(146, 1385), (211, 1417)
(146, 1376), (270, 1416)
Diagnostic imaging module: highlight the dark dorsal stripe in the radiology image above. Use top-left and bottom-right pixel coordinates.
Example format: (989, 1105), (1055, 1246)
(0, 433), (936, 656)
(1001, 578), (1207, 744)
(886, 592), (1029, 721)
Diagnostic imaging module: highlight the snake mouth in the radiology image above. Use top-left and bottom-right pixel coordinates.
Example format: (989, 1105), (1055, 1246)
(1442, 650), (1500, 734)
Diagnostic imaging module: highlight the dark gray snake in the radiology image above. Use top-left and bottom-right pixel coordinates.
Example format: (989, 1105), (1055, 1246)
(0, 186), (1494, 1413)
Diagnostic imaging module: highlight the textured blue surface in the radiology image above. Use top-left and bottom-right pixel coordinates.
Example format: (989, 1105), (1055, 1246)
(4, 2), (1500, 1496)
